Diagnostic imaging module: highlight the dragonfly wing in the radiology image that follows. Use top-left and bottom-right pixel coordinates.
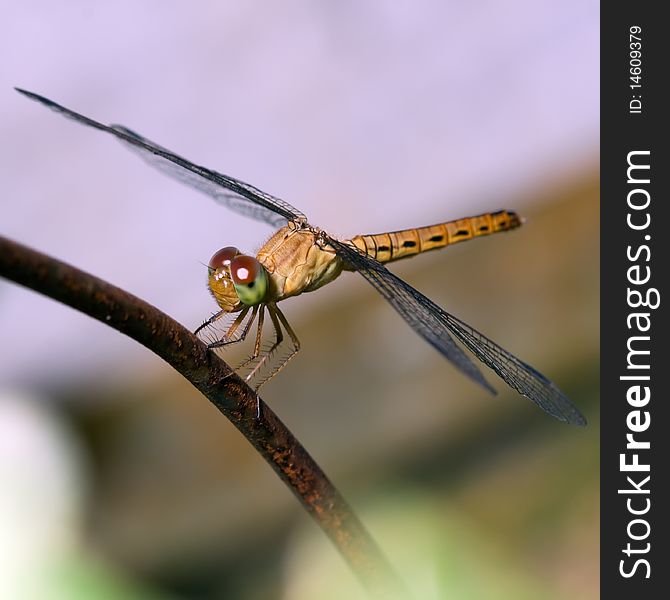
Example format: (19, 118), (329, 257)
(327, 237), (495, 396)
(329, 237), (586, 426)
(16, 88), (307, 227)
(111, 125), (306, 227)
(436, 313), (586, 425)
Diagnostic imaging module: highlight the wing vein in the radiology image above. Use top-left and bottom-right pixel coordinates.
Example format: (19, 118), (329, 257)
(328, 236), (586, 426)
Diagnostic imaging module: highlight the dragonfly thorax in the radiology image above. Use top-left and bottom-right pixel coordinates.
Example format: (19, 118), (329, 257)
(255, 226), (343, 301)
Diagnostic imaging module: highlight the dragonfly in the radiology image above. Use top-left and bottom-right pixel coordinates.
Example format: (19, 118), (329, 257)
(16, 88), (586, 426)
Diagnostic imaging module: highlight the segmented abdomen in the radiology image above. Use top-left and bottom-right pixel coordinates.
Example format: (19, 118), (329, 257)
(347, 210), (521, 264)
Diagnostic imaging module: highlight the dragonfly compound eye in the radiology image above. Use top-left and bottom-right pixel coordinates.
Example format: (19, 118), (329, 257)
(230, 255), (268, 305)
(209, 246), (241, 271)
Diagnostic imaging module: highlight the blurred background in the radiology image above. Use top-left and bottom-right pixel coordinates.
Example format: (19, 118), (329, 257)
(1, 2), (598, 598)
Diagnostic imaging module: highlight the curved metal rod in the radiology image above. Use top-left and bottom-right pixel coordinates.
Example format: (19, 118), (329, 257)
(0, 234), (405, 596)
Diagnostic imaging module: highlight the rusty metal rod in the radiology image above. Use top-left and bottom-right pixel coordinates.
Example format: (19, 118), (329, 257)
(0, 234), (405, 596)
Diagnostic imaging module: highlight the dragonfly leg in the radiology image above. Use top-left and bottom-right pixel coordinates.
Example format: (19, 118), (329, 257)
(272, 305), (301, 376)
(244, 304), (301, 390)
(194, 309), (227, 337)
(236, 306), (266, 370)
(201, 304), (299, 390)
(245, 305), (283, 385)
(206, 305), (257, 349)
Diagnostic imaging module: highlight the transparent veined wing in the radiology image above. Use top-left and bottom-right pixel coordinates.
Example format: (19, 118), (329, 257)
(110, 125), (306, 227)
(328, 237), (587, 426)
(15, 88), (307, 227)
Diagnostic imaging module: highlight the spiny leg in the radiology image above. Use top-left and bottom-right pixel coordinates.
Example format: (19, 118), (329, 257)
(240, 306), (267, 420)
(271, 305), (301, 378)
(207, 305), (258, 349)
(246, 304), (301, 390)
(194, 309), (228, 337)
(201, 304), (300, 390)
(236, 306), (266, 371)
(245, 304), (283, 385)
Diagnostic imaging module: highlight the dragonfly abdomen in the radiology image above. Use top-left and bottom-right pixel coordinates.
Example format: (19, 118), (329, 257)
(347, 210), (521, 264)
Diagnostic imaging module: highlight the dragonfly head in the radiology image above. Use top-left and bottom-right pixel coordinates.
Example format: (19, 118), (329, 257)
(207, 246), (269, 310)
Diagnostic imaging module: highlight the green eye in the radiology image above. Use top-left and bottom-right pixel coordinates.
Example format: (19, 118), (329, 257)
(230, 255), (268, 305)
